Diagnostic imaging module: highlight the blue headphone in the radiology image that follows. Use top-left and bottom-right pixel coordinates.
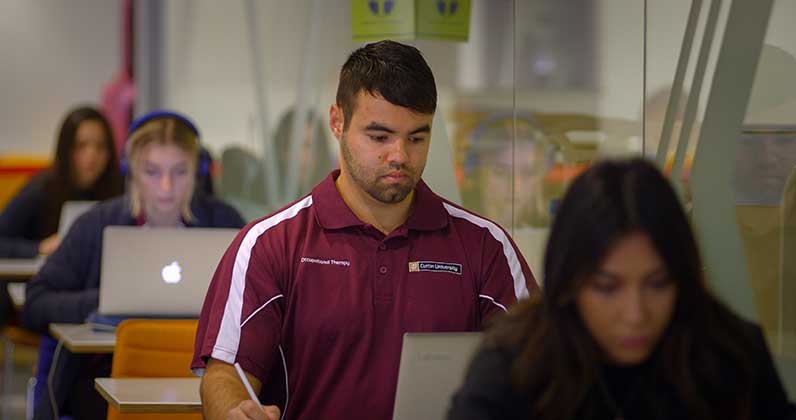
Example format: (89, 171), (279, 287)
(120, 110), (210, 177)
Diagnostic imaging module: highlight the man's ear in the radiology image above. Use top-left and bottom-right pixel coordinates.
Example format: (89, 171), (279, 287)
(329, 104), (344, 142)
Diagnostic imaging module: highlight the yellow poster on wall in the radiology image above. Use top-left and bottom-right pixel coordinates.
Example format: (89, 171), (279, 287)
(351, 0), (470, 42)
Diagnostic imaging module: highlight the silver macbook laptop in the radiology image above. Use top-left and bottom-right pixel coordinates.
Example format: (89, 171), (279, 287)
(392, 332), (483, 420)
(98, 226), (238, 317)
(58, 201), (97, 236)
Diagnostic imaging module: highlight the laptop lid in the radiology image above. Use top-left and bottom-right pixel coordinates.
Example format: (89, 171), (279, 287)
(392, 332), (483, 420)
(98, 226), (237, 317)
(58, 201), (97, 237)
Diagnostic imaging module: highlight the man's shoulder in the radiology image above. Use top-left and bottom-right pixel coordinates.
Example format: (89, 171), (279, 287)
(240, 194), (316, 238)
(432, 199), (524, 261)
(418, 180), (503, 230)
(438, 199), (510, 235)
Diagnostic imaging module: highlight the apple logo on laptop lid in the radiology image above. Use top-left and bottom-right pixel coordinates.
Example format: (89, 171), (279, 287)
(161, 261), (182, 284)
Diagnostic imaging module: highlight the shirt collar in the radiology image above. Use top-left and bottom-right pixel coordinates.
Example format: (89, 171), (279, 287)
(404, 177), (449, 231)
(312, 170), (448, 232)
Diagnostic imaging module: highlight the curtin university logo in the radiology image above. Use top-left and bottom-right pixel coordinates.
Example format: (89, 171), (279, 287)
(408, 261), (462, 275)
(368, 0), (395, 16)
(436, 0), (459, 16)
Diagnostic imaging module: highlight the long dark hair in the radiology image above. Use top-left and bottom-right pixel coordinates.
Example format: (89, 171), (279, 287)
(41, 106), (124, 235)
(488, 158), (756, 420)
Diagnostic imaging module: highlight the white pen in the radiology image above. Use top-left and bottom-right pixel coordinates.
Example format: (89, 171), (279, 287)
(234, 362), (264, 412)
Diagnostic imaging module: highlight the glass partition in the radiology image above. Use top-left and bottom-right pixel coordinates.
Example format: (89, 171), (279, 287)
(153, 1), (648, 277)
(646, 0), (796, 395)
(147, 0), (796, 397)
(736, 0), (796, 394)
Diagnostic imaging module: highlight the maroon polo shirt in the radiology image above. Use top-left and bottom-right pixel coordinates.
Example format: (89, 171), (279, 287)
(192, 170), (538, 420)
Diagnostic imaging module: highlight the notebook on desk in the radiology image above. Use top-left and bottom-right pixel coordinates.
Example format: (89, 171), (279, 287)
(97, 226), (238, 319)
(392, 332), (483, 420)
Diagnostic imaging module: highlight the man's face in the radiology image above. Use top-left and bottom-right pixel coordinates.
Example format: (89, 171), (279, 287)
(330, 91), (433, 204)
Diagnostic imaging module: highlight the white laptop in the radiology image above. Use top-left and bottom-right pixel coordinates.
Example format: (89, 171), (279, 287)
(392, 332), (483, 420)
(98, 226), (238, 317)
(58, 201), (97, 237)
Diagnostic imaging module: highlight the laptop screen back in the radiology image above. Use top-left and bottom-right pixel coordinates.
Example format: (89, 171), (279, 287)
(98, 226), (237, 317)
(392, 332), (483, 420)
(58, 201), (97, 237)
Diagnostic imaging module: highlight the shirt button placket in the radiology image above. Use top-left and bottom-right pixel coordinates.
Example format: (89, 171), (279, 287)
(375, 241), (392, 303)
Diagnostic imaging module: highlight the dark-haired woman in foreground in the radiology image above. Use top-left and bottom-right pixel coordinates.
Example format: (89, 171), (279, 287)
(448, 159), (795, 420)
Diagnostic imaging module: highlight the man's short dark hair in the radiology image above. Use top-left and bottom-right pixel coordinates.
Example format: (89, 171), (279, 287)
(336, 40), (437, 130)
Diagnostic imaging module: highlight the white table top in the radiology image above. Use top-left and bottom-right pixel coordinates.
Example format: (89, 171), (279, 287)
(6, 282), (25, 308)
(94, 377), (202, 413)
(0, 257), (43, 279)
(48, 323), (116, 354)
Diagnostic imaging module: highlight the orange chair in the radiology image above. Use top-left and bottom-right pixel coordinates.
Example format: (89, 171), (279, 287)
(0, 155), (50, 211)
(106, 319), (201, 420)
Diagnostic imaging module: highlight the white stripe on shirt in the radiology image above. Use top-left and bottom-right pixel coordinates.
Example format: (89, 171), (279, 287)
(211, 196), (313, 363)
(443, 203), (530, 301)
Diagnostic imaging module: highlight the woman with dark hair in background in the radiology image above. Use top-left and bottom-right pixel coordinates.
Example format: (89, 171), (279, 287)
(448, 159), (795, 420)
(0, 106), (123, 258)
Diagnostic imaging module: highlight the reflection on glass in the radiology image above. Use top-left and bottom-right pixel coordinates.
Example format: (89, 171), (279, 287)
(273, 109), (336, 199)
(514, 0), (596, 90)
(736, 44), (796, 357)
(458, 112), (554, 230)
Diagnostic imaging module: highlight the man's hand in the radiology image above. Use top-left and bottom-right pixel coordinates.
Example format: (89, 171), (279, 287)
(226, 400), (280, 419)
(202, 358), (280, 420)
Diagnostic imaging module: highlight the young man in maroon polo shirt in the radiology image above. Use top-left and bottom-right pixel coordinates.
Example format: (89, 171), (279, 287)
(193, 40), (539, 420)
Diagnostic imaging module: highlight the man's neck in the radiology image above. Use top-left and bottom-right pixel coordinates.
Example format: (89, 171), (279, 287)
(335, 171), (414, 235)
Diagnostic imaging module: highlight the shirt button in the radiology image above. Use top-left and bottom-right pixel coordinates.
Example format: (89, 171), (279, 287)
(378, 243), (387, 250)
(379, 266), (388, 274)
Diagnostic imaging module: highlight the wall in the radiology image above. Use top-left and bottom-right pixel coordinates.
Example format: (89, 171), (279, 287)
(0, 0), (121, 155)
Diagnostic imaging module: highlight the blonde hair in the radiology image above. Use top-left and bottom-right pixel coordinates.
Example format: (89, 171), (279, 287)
(126, 117), (199, 222)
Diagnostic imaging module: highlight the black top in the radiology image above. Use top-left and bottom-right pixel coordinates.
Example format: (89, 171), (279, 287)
(448, 323), (796, 420)
(22, 194), (245, 334)
(0, 171), (95, 258)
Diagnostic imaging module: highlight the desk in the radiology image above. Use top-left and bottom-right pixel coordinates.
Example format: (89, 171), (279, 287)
(0, 257), (43, 280)
(94, 377), (201, 413)
(6, 282), (24, 309)
(48, 323), (115, 354)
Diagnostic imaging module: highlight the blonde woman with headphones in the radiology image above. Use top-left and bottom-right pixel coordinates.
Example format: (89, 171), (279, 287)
(22, 110), (245, 420)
